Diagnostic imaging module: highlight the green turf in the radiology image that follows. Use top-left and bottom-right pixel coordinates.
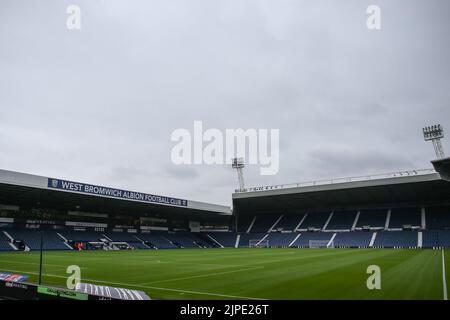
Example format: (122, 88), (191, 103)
(0, 248), (448, 300)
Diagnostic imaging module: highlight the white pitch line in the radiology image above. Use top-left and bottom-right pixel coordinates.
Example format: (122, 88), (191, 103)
(44, 254), (252, 268)
(442, 249), (448, 301)
(0, 268), (266, 300)
(134, 283), (266, 300)
(143, 266), (265, 285)
(0, 259), (88, 269)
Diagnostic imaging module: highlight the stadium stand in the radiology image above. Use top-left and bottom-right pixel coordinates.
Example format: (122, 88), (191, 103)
(250, 215), (281, 233)
(388, 207), (421, 229)
(274, 214), (305, 231)
(266, 232), (298, 247)
(137, 232), (177, 249)
(0, 241), (13, 251)
(1, 203), (450, 251)
(426, 205), (450, 230)
(326, 210), (358, 230)
(163, 232), (196, 248)
(190, 232), (219, 248)
(291, 232), (333, 247)
(436, 230), (450, 247)
(0, 232), (14, 251)
(206, 232), (238, 248)
(333, 232), (373, 247)
(237, 215), (255, 233)
(164, 231), (213, 248)
(104, 232), (141, 242)
(373, 231), (418, 248)
(131, 242), (151, 249)
(8, 229), (68, 250)
(61, 230), (105, 242)
(355, 209), (387, 229)
(422, 230), (439, 248)
(1, 167), (450, 253)
(2, 220), (450, 250)
(1, 207), (450, 251)
(104, 231), (153, 249)
(238, 233), (267, 247)
(298, 212), (331, 230)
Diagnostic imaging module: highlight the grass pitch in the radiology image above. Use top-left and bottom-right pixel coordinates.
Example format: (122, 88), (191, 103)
(0, 248), (448, 300)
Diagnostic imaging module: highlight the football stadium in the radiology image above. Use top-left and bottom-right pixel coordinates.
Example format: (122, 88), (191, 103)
(1, 148), (450, 300)
(2, 1), (450, 311)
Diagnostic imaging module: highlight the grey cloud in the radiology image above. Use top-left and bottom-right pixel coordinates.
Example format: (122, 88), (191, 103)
(307, 148), (415, 178)
(164, 165), (200, 179)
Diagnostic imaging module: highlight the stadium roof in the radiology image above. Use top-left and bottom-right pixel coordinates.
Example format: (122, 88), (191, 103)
(232, 169), (450, 214)
(0, 169), (231, 221)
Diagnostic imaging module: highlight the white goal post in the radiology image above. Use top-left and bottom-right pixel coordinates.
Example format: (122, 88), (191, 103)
(309, 240), (334, 248)
(249, 239), (269, 248)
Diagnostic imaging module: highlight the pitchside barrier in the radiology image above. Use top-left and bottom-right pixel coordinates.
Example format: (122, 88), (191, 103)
(0, 279), (150, 300)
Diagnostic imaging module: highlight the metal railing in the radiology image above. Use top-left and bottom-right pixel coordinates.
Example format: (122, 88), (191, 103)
(235, 168), (437, 193)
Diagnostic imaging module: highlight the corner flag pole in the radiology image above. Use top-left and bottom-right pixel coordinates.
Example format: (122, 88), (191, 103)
(39, 230), (43, 285)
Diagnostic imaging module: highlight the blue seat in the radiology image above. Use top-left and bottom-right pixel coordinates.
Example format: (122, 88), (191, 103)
(274, 214), (305, 231)
(373, 231), (417, 248)
(326, 211), (358, 230)
(292, 232), (333, 247)
(356, 209), (387, 228)
(266, 233), (298, 247)
(389, 208), (421, 228)
(207, 232), (237, 247)
(334, 232), (373, 247)
(299, 212), (331, 229)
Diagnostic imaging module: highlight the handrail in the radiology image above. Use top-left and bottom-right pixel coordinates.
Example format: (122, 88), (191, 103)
(235, 168), (437, 193)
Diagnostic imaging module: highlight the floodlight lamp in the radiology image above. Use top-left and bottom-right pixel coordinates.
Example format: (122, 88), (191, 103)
(232, 157), (245, 169)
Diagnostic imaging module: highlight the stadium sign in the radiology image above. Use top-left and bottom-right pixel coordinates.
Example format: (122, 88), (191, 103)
(47, 178), (188, 207)
(0, 272), (29, 283)
(37, 286), (89, 300)
(75, 283), (150, 300)
(0, 280), (35, 300)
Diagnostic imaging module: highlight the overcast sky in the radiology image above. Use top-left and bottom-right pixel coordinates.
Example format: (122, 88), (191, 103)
(1, 0), (449, 206)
